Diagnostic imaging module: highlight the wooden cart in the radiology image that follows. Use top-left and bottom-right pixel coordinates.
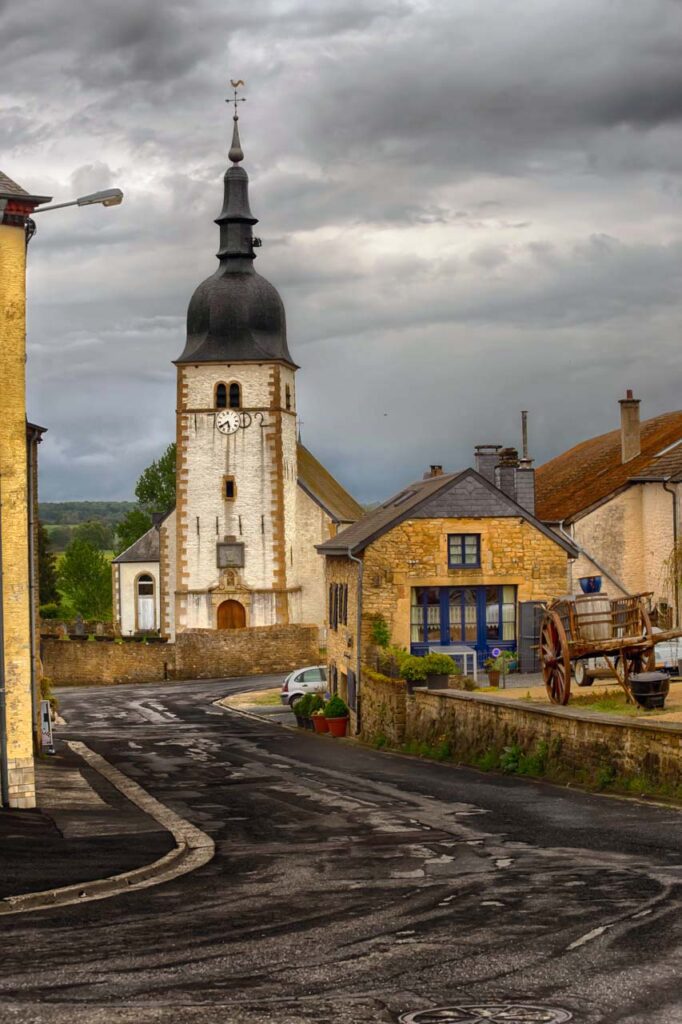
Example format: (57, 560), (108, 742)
(540, 593), (682, 705)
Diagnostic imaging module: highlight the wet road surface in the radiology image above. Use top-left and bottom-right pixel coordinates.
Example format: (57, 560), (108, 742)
(1, 676), (682, 1023)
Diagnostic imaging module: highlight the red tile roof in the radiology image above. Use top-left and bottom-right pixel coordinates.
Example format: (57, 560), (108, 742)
(535, 410), (682, 522)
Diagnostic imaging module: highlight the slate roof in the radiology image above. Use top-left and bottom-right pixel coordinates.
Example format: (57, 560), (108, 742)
(0, 170), (51, 205)
(297, 443), (364, 524)
(535, 410), (682, 523)
(111, 526), (160, 564)
(318, 468), (577, 557)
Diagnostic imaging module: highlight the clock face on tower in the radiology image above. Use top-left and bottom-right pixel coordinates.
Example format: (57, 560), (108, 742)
(216, 410), (241, 435)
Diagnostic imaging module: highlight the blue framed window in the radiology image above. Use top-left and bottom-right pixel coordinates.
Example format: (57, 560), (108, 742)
(410, 585), (516, 651)
(448, 533), (480, 568)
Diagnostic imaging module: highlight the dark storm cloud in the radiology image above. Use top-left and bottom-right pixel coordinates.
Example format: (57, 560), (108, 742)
(4, 0), (682, 501)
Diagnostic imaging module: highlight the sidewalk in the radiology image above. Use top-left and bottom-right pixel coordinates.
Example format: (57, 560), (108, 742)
(0, 743), (175, 900)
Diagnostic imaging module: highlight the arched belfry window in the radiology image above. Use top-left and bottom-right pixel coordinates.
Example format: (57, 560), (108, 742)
(285, 384), (291, 411)
(229, 382), (241, 409)
(215, 383), (227, 409)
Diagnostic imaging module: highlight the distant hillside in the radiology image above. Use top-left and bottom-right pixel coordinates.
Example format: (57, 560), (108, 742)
(39, 501), (136, 527)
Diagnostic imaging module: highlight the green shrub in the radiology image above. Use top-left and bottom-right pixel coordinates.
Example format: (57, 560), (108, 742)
(499, 744), (523, 773)
(370, 614), (391, 649)
(292, 694), (312, 717)
(400, 655), (429, 683)
(308, 693), (325, 715)
(39, 602), (60, 619)
(422, 652), (458, 676)
(324, 694), (349, 719)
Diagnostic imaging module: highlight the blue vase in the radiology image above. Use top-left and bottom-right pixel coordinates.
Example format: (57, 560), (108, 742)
(578, 575), (602, 594)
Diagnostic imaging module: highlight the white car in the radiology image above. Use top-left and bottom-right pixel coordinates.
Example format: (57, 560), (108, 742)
(280, 665), (328, 707)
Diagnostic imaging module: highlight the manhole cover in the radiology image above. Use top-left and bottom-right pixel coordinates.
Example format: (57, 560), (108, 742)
(399, 1006), (572, 1023)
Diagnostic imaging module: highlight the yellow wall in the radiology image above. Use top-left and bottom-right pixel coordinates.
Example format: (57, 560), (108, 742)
(572, 483), (679, 608)
(0, 221), (35, 808)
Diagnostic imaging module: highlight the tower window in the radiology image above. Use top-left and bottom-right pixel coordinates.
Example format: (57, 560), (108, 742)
(215, 383), (227, 409)
(229, 382), (241, 409)
(223, 476), (236, 501)
(285, 384), (291, 411)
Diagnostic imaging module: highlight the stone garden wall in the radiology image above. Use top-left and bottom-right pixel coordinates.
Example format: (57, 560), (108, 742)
(42, 624), (320, 687)
(359, 669), (408, 746)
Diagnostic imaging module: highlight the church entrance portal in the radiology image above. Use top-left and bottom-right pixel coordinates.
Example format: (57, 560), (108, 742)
(217, 599), (246, 629)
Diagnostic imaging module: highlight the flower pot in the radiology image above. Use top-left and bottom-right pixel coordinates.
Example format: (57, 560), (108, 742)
(304, 717), (314, 731)
(629, 671), (669, 710)
(426, 673), (450, 690)
(486, 670), (500, 687)
(294, 714), (305, 728)
(578, 575), (603, 594)
(312, 715), (329, 734)
(326, 716), (349, 738)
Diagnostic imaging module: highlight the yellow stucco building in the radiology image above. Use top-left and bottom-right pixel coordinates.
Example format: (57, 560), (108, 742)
(0, 171), (50, 808)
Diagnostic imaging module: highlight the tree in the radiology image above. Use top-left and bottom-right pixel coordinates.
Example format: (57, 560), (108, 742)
(50, 525), (74, 551)
(37, 523), (59, 604)
(58, 539), (112, 620)
(135, 443), (176, 515)
(115, 507), (153, 555)
(74, 519), (114, 551)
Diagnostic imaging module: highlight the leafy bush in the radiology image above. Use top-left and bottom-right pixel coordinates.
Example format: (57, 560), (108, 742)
(292, 694), (311, 717)
(399, 655), (429, 683)
(308, 693), (325, 715)
(324, 694), (349, 719)
(39, 602), (60, 619)
(370, 614), (391, 649)
(422, 652), (458, 676)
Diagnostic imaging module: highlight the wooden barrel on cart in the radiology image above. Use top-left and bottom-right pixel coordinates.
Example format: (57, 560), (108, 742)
(574, 594), (612, 641)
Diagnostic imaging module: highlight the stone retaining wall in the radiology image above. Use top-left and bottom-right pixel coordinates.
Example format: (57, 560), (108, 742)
(405, 688), (682, 787)
(42, 624), (320, 687)
(356, 670), (682, 788)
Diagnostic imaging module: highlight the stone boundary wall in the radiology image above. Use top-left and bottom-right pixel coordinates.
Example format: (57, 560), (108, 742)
(42, 624), (320, 687)
(406, 688), (682, 787)
(359, 670), (408, 746)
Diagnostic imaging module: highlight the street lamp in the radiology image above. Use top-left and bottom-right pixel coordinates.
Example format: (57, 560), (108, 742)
(32, 188), (124, 214)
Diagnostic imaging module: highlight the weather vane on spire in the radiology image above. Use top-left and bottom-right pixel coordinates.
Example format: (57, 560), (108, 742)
(226, 80), (246, 164)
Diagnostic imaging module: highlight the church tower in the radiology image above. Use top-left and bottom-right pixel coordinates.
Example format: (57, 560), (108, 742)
(173, 90), (299, 632)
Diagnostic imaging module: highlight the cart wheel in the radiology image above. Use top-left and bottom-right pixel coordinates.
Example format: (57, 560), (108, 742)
(541, 610), (572, 704)
(574, 660), (593, 687)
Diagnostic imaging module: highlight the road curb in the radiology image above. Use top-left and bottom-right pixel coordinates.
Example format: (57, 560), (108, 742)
(0, 741), (215, 916)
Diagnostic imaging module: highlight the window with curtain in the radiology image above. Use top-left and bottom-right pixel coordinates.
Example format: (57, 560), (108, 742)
(448, 534), (481, 567)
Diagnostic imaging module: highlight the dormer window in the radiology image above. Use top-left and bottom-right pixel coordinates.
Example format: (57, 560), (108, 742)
(215, 383), (227, 409)
(229, 382), (241, 409)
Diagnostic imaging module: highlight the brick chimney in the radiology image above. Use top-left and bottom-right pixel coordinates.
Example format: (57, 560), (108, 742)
(619, 389), (641, 463)
(423, 465), (443, 479)
(475, 444), (502, 484)
(495, 447), (519, 501)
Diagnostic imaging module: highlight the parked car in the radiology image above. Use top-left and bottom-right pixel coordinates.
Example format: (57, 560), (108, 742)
(280, 665), (328, 707)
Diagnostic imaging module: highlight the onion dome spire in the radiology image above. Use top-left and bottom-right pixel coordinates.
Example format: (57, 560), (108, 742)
(176, 82), (296, 367)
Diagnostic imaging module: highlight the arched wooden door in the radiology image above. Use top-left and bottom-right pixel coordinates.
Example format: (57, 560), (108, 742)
(217, 599), (246, 629)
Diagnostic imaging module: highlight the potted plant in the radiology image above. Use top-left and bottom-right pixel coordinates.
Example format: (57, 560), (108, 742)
(578, 575), (603, 594)
(323, 694), (350, 737)
(422, 652), (457, 689)
(484, 651), (515, 687)
(292, 695), (309, 728)
(400, 654), (429, 694)
(308, 693), (328, 733)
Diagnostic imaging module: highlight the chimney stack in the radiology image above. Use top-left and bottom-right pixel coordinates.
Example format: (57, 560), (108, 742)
(619, 389), (641, 463)
(495, 447), (519, 501)
(475, 444), (502, 484)
(423, 465), (443, 479)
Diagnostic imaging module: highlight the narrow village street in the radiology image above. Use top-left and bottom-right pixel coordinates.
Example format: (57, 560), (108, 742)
(0, 678), (681, 1023)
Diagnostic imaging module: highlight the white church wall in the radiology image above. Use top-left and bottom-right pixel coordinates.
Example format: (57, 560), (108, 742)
(118, 560), (161, 636)
(293, 486), (333, 626)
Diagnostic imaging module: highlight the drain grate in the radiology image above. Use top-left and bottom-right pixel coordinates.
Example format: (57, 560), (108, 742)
(399, 1005), (572, 1023)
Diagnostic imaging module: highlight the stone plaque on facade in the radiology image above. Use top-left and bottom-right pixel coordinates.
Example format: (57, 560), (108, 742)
(217, 542), (245, 568)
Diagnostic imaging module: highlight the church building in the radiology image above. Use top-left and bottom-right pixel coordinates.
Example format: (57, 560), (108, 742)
(113, 99), (362, 638)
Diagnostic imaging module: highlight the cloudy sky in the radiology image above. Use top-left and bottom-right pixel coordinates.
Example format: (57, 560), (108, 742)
(5, 0), (682, 503)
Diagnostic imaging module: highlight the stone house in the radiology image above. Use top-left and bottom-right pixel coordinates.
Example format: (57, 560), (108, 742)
(535, 392), (682, 626)
(318, 453), (578, 727)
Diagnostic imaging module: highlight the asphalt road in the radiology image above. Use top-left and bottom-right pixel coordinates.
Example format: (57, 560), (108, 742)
(2, 676), (682, 1024)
